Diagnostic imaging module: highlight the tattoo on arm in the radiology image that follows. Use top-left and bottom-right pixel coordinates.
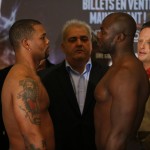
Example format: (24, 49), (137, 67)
(17, 78), (41, 125)
(23, 135), (47, 150)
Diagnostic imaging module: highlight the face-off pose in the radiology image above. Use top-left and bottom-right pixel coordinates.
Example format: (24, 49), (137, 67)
(94, 12), (150, 150)
(2, 19), (55, 150)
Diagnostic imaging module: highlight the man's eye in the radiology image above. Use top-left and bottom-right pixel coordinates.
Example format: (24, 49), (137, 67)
(138, 40), (142, 44)
(80, 36), (89, 42)
(41, 36), (47, 40)
(98, 27), (106, 35)
(145, 41), (150, 45)
(138, 40), (150, 46)
(68, 37), (77, 42)
(101, 30), (106, 35)
(67, 36), (89, 43)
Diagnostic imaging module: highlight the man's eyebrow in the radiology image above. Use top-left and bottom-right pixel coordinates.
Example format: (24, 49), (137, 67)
(68, 36), (76, 38)
(67, 35), (88, 39)
(138, 38), (150, 41)
(42, 33), (46, 36)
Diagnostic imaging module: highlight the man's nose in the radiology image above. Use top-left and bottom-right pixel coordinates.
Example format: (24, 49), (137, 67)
(46, 38), (49, 45)
(76, 38), (82, 45)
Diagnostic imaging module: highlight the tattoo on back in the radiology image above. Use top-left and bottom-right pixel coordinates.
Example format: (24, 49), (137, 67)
(17, 78), (41, 125)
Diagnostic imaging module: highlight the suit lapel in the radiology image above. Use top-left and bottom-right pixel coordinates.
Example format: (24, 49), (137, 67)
(56, 61), (108, 116)
(57, 62), (81, 115)
(83, 61), (106, 115)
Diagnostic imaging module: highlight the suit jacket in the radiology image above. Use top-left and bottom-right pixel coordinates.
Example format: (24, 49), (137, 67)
(0, 65), (12, 149)
(40, 60), (109, 150)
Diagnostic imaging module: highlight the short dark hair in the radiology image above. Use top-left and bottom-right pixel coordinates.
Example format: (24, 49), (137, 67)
(9, 19), (42, 49)
(141, 21), (150, 31)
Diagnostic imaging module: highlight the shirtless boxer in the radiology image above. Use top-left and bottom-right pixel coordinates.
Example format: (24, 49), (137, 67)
(94, 12), (150, 150)
(1, 19), (55, 150)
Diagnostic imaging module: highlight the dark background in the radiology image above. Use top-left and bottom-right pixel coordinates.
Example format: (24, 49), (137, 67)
(0, 0), (150, 68)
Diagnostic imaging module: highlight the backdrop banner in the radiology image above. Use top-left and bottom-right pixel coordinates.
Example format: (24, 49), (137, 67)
(0, 0), (150, 69)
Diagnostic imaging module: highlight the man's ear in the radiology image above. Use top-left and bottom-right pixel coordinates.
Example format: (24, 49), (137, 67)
(22, 39), (30, 51)
(117, 33), (126, 42)
(61, 43), (65, 52)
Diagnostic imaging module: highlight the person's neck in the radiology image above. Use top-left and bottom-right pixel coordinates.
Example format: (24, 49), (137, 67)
(16, 57), (38, 72)
(111, 51), (134, 65)
(67, 59), (88, 74)
(142, 63), (150, 79)
(143, 63), (150, 70)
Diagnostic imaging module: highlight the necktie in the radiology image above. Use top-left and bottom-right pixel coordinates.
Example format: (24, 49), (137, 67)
(78, 75), (85, 113)
(146, 68), (150, 78)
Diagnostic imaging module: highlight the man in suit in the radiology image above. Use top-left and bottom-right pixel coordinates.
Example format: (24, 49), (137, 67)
(0, 65), (12, 149)
(40, 19), (108, 150)
(137, 21), (150, 150)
